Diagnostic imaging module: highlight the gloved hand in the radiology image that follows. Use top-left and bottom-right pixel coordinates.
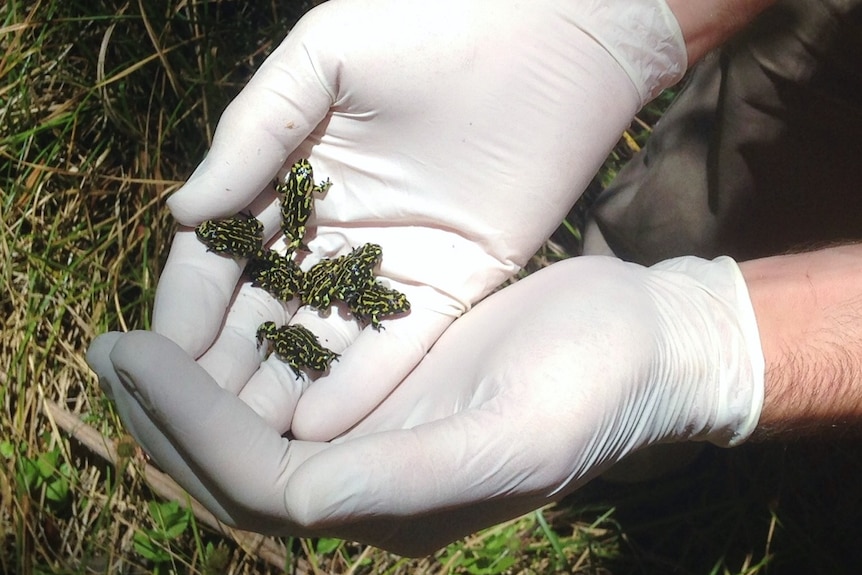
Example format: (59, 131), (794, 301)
(87, 255), (764, 556)
(153, 0), (688, 440)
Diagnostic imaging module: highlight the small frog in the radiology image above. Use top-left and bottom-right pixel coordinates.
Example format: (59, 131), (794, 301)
(256, 321), (339, 378)
(301, 244), (384, 310)
(195, 215), (265, 259)
(332, 243), (383, 300)
(301, 256), (342, 310)
(248, 250), (304, 301)
(346, 282), (411, 330)
(275, 159), (332, 253)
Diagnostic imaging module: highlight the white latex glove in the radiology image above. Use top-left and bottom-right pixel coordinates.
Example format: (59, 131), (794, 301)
(87, 255), (764, 556)
(153, 0), (687, 440)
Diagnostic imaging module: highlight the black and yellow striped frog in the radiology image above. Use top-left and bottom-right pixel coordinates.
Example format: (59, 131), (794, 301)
(275, 159), (332, 254)
(256, 321), (339, 379)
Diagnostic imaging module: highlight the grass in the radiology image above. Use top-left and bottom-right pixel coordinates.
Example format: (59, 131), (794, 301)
(3, 1), (862, 574)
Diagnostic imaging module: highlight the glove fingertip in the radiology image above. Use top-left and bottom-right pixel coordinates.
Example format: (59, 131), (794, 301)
(165, 192), (196, 227)
(290, 402), (350, 442)
(108, 330), (192, 390)
(166, 185), (221, 227)
(86, 331), (126, 400)
(86, 332), (123, 372)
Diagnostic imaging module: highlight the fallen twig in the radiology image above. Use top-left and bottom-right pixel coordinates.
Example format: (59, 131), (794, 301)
(41, 398), (308, 572)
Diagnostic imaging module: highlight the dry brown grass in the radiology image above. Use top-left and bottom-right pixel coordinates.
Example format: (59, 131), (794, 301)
(2, 1), (338, 572)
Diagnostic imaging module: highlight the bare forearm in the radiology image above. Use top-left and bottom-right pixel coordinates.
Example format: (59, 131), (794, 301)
(739, 244), (862, 440)
(666, 0), (777, 65)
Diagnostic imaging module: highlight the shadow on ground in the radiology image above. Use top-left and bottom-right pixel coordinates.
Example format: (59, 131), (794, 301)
(565, 438), (862, 574)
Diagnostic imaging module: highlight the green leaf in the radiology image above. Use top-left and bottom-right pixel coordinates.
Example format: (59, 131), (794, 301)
(148, 500), (190, 539)
(133, 529), (172, 563)
(35, 449), (60, 479)
(45, 462), (71, 503)
(0, 441), (15, 459)
(18, 456), (42, 491)
(314, 537), (342, 555)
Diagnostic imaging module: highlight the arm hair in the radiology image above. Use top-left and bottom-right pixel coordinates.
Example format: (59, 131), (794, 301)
(740, 244), (862, 440)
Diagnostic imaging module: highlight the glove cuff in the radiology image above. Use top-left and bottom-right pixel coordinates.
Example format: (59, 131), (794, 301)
(571, 0), (687, 104)
(716, 256), (765, 446)
(651, 255), (765, 447)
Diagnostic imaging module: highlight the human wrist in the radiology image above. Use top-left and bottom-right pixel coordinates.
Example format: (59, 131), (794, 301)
(739, 244), (862, 439)
(665, 0), (777, 65)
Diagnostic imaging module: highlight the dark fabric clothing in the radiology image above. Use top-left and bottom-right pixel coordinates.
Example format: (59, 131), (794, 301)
(584, 0), (862, 264)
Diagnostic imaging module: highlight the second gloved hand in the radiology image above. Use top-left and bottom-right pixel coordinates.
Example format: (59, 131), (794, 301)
(88, 255), (764, 556)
